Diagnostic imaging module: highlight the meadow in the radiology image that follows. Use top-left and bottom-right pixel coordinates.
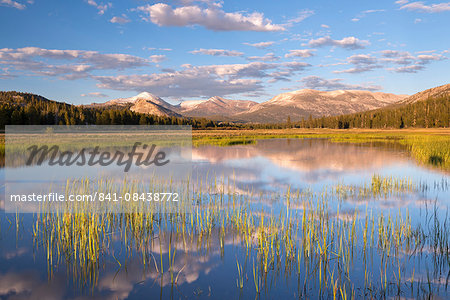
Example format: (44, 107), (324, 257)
(7, 174), (449, 299)
(2, 128), (449, 169)
(192, 128), (450, 170)
(1, 128), (449, 299)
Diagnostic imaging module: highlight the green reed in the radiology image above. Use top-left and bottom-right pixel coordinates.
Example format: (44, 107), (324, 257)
(17, 174), (449, 298)
(193, 130), (450, 171)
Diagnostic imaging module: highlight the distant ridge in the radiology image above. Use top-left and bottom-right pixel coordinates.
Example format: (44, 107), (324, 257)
(130, 98), (181, 117)
(398, 83), (450, 105)
(92, 89), (407, 123)
(1, 83), (447, 128)
(175, 96), (258, 118)
(87, 92), (178, 117)
(295, 83), (449, 129)
(233, 89), (407, 123)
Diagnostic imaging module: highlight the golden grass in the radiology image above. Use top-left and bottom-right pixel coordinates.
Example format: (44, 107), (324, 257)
(21, 175), (450, 298)
(192, 128), (450, 170)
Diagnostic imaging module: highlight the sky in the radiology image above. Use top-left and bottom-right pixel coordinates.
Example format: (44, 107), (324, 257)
(0, 0), (449, 105)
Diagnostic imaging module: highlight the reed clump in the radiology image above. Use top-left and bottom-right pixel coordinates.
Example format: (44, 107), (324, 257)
(24, 174), (450, 298)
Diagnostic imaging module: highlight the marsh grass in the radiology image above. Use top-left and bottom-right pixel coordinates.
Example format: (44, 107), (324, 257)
(332, 175), (416, 200)
(401, 135), (450, 169)
(19, 174), (449, 298)
(193, 136), (256, 147)
(1, 129), (449, 169)
(193, 129), (450, 171)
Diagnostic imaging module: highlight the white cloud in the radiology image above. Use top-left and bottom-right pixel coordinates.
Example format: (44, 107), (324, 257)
(321, 24), (330, 28)
(243, 41), (275, 49)
(1, 46), (312, 98)
(286, 9), (314, 25)
(190, 48), (244, 56)
(0, 0), (26, 9)
(150, 54), (167, 63)
(333, 66), (380, 74)
(300, 76), (382, 91)
(94, 61), (309, 97)
(380, 50), (445, 67)
(267, 70), (290, 83)
(379, 50), (445, 72)
(382, 53), (416, 65)
(110, 16), (130, 24)
(247, 53), (280, 61)
(204, 62), (275, 77)
(392, 65), (425, 72)
(399, 1), (450, 13)
(347, 54), (378, 65)
(0, 67), (15, 79)
(395, 0), (409, 4)
(285, 49), (316, 58)
(415, 49), (437, 53)
(334, 54), (381, 73)
(307, 36), (370, 50)
(0, 48), (305, 94)
(81, 92), (109, 97)
(283, 61), (310, 71)
(0, 271), (65, 299)
(137, 3), (285, 31)
(240, 91), (270, 98)
(380, 50), (411, 58)
(363, 9), (386, 13)
(416, 53), (445, 63)
(87, 0), (112, 15)
(0, 47), (150, 79)
(144, 47), (172, 51)
(351, 9), (385, 22)
(95, 72), (263, 98)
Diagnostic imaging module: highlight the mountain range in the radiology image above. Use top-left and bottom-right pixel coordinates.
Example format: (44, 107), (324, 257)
(2, 83), (448, 128)
(88, 88), (414, 123)
(398, 83), (450, 105)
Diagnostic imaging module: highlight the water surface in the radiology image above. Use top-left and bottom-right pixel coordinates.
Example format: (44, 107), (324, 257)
(0, 138), (449, 299)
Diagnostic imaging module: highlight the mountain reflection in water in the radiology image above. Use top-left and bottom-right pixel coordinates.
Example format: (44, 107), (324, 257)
(0, 138), (448, 299)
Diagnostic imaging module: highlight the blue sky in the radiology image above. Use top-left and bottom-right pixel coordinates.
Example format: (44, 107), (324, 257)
(0, 0), (449, 104)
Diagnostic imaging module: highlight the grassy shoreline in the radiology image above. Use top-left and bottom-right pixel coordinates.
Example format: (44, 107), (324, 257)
(1, 128), (450, 170)
(192, 128), (450, 146)
(191, 128), (450, 170)
(24, 175), (450, 298)
(192, 128), (450, 138)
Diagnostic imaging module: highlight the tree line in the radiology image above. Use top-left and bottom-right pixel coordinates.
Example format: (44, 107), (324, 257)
(0, 91), (224, 130)
(240, 95), (449, 130)
(292, 95), (449, 129)
(1, 91), (448, 130)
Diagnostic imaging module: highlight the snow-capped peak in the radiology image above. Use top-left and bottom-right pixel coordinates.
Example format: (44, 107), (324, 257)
(103, 92), (174, 109)
(180, 99), (206, 109)
(134, 92), (157, 100)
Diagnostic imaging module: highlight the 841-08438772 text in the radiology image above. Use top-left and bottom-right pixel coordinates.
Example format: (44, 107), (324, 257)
(9, 192), (179, 202)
